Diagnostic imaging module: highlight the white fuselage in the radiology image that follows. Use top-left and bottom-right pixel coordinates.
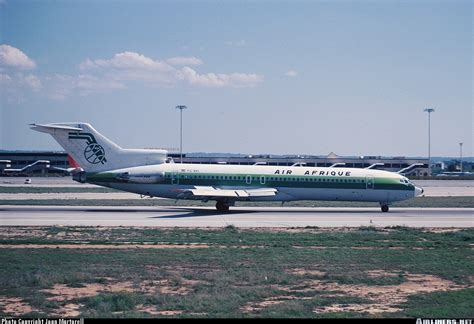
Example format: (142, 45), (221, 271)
(87, 163), (422, 204)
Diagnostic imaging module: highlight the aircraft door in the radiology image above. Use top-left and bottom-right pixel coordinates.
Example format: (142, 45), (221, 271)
(171, 173), (179, 185)
(260, 176), (266, 185)
(246, 175), (252, 185)
(366, 176), (374, 189)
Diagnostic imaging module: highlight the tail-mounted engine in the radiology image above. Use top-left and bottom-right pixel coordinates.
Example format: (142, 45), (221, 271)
(72, 171), (87, 183)
(115, 171), (165, 184)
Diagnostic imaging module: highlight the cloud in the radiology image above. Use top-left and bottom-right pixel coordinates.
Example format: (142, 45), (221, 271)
(76, 74), (126, 94)
(78, 52), (180, 88)
(41, 74), (72, 100)
(78, 51), (263, 89)
(0, 44), (36, 70)
(166, 56), (203, 66)
(285, 70), (298, 77)
(0, 72), (41, 89)
(0, 73), (12, 83)
(42, 74), (126, 100)
(225, 40), (246, 47)
(0, 72), (41, 103)
(2, 50), (264, 101)
(79, 51), (173, 72)
(0, 45), (41, 101)
(22, 74), (41, 90)
(179, 67), (263, 88)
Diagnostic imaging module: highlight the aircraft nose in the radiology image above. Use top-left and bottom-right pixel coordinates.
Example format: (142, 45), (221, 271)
(415, 186), (424, 197)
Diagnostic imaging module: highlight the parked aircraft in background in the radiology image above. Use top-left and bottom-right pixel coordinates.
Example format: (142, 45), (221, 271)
(2, 160), (50, 174)
(31, 123), (423, 212)
(0, 160), (12, 169)
(437, 171), (474, 177)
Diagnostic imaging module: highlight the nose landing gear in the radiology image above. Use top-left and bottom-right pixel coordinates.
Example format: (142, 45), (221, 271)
(380, 204), (389, 212)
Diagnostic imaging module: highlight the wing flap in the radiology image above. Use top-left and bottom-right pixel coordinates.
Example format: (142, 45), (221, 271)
(176, 186), (277, 200)
(244, 188), (278, 197)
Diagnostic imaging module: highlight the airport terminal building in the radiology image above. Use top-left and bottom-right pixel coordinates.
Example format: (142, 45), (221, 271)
(0, 150), (431, 176)
(175, 152), (429, 173)
(0, 151), (69, 175)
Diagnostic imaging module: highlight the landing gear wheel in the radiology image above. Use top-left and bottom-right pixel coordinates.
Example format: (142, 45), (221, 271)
(216, 201), (230, 212)
(381, 205), (389, 213)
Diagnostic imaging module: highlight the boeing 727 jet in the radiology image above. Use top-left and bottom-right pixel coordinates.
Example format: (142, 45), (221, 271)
(31, 123), (424, 212)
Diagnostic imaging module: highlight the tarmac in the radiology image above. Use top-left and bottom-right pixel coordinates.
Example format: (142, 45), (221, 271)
(0, 206), (472, 228)
(1, 177), (472, 228)
(1, 178), (473, 197)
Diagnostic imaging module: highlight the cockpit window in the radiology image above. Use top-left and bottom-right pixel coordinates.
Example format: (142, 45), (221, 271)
(400, 178), (411, 185)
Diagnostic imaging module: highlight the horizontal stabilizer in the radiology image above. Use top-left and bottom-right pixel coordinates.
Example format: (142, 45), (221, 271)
(30, 123), (83, 134)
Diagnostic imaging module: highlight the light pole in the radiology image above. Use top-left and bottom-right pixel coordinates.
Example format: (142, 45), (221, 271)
(459, 142), (463, 173)
(175, 105), (187, 163)
(423, 108), (435, 174)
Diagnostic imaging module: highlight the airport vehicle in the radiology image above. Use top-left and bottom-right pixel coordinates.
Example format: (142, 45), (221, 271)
(31, 123), (424, 212)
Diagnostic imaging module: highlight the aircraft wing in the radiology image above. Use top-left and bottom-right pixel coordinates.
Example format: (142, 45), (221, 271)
(175, 186), (278, 200)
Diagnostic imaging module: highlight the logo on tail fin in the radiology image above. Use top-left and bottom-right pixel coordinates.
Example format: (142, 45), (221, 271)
(68, 132), (107, 164)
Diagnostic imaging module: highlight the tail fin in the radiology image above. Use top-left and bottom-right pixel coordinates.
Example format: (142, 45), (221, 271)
(30, 123), (167, 173)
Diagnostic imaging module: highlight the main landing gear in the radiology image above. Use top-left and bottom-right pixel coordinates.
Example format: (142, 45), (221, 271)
(215, 201), (230, 212)
(380, 204), (389, 213)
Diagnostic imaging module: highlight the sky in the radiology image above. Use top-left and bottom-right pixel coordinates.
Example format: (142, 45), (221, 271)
(0, 0), (472, 158)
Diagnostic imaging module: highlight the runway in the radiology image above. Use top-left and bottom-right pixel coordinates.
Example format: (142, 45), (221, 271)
(0, 206), (472, 228)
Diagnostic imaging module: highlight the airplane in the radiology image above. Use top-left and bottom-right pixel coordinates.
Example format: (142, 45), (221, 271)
(3, 160), (51, 174)
(437, 171), (474, 177)
(30, 122), (424, 212)
(0, 160), (12, 169)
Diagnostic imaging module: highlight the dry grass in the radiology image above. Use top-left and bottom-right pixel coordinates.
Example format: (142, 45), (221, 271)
(241, 270), (470, 315)
(1, 226), (472, 318)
